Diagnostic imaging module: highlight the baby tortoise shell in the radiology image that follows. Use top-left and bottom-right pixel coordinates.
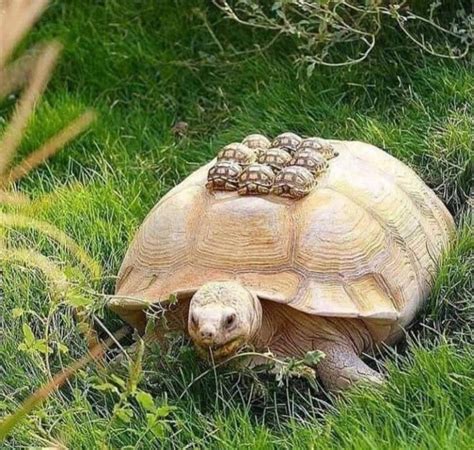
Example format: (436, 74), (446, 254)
(272, 165), (315, 199)
(290, 148), (328, 176)
(238, 163), (275, 195)
(272, 132), (302, 155)
(217, 143), (256, 166)
(258, 147), (292, 172)
(207, 161), (242, 191)
(298, 137), (338, 160)
(242, 134), (271, 157)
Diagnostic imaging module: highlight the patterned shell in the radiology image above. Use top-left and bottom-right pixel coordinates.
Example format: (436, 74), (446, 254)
(112, 140), (455, 344)
(206, 161), (241, 190)
(298, 137), (337, 159)
(242, 134), (271, 151)
(272, 132), (302, 154)
(273, 165), (315, 195)
(239, 163), (275, 185)
(290, 149), (328, 175)
(217, 143), (256, 165)
(258, 147), (292, 171)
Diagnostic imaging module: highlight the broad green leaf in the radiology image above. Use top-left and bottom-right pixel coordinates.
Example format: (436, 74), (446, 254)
(22, 323), (35, 346)
(34, 340), (51, 354)
(114, 406), (133, 424)
(146, 414), (166, 438)
(12, 308), (24, 318)
(135, 390), (155, 412)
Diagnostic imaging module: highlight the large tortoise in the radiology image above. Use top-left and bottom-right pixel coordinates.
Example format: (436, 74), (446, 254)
(110, 139), (454, 391)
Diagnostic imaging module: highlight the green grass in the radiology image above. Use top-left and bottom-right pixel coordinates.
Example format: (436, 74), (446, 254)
(1, 0), (473, 448)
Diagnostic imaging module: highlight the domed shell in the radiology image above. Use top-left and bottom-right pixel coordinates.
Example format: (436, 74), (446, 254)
(238, 163), (275, 195)
(112, 140), (455, 344)
(272, 165), (315, 199)
(290, 149), (328, 175)
(242, 134), (271, 154)
(258, 147), (292, 171)
(207, 160), (241, 191)
(217, 143), (256, 166)
(298, 137), (338, 159)
(272, 132), (302, 154)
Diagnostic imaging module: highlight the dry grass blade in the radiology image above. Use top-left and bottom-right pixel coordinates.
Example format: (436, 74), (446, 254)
(0, 326), (130, 442)
(0, 0), (48, 67)
(0, 211), (102, 278)
(0, 43), (46, 98)
(0, 41), (62, 175)
(0, 190), (29, 204)
(5, 110), (97, 185)
(0, 246), (69, 296)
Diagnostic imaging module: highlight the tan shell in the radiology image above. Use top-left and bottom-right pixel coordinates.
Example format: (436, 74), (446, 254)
(238, 163), (275, 195)
(298, 137), (338, 159)
(112, 140), (455, 344)
(217, 143), (256, 166)
(272, 132), (302, 154)
(272, 166), (315, 199)
(290, 149), (328, 175)
(258, 148), (292, 171)
(242, 134), (271, 156)
(206, 161), (241, 191)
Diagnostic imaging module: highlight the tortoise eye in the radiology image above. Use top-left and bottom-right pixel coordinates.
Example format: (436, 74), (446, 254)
(224, 313), (236, 328)
(191, 314), (198, 327)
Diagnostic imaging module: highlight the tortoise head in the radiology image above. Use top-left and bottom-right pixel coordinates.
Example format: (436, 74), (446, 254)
(188, 281), (262, 361)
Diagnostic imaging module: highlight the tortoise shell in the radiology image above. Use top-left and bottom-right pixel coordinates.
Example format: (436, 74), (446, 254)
(238, 163), (275, 195)
(217, 143), (256, 166)
(272, 166), (315, 199)
(290, 149), (328, 175)
(272, 132), (302, 154)
(206, 160), (242, 191)
(242, 134), (271, 156)
(112, 140), (455, 345)
(258, 147), (292, 172)
(298, 137), (338, 159)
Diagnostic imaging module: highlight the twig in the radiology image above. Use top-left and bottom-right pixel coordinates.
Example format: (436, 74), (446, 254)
(0, 42), (62, 175)
(4, 110), (96, 185)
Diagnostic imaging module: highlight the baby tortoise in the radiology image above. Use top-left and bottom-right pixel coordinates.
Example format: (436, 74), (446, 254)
(298, 137), (338, 160)
(272, 132), (302, 155)
(258, 147), (292, 172)
(272, 165), (315, 199)
(207, 161), (242, 191)
(290, 148), (328, 176)
(238, 163), (275, 195)
(217, 143), (256, 166)
(242, 134), (271, 157)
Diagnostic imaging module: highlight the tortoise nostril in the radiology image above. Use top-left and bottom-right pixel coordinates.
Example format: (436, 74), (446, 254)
(200, 328), (215, 340)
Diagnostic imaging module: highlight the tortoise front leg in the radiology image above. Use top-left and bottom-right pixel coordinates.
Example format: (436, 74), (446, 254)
(315, 340), (384, 392)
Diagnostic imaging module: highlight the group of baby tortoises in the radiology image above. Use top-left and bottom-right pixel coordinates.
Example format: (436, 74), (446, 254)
(206, 133), (338, 199)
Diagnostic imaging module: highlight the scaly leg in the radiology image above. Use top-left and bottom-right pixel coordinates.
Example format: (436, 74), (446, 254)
(315, 340), (384, 392)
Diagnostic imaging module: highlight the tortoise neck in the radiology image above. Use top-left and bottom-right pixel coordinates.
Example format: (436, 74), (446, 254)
(249, 299), (281, 350)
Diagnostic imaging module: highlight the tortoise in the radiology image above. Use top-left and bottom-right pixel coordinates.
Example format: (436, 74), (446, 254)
(257, 147), (292, 172)
(298, 137), (338, 160)
(206, 161), (242, 191)
(272, 165), (316, 199)
(110, 139), (455, 392)
(290, 148), (328, 176)
(242, 134), (271, 157)
(238, 163), (275, 195)
(272, 132), (302, 155)
(217, 143), (256, 166)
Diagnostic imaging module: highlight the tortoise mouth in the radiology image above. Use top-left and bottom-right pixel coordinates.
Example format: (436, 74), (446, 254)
(195, 336), (246, 362)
